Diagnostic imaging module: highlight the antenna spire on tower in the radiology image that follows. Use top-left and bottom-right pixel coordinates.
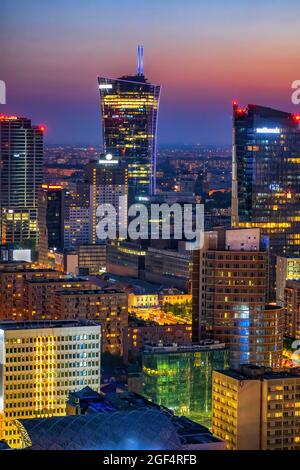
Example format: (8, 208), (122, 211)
(137, 45), (144, 76)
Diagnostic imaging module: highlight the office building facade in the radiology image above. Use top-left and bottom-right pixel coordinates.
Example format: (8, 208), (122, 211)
(0, 115), (44, 250)
(232, 103), (300, 296)
(192, 228), (284, 368)
(77, 243), (106, 275)
(276, 256), (300, 304)
(0, 321), (101, 448)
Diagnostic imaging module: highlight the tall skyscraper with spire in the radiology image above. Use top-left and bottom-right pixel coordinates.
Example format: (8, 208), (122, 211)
(98, 46), (161, 202)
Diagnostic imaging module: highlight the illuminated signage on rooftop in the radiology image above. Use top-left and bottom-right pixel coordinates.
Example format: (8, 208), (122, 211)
(98, 153), (118, 164)
(99, 84), (113, 90)
(256, 127), (281, 134)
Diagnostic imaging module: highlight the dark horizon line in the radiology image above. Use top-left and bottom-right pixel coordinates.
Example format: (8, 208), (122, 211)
(44, 142), (232, 148)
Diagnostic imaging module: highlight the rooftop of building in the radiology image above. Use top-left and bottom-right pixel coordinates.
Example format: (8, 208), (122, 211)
(264, 303), (283, 311)
(55, 288), (126, 296)
(11, 388), (224, 450)
(0, 266), (57, 274)
(286, 279), (300, 287)
(128, 315), (190, 329)
(128, 315), (159, 327)
(18, 409), (180, 450)
(0, 320), (100, 331)
(28, 389), (222, 451)
(25, 276), (92, 284)
(0, 260), (29, 267)
(238, 103), (294, 120)
(215, 364), (300, 381)
(143, 341), (227, 354)
(147, 246), (191, 258)
(77, 243), (106, 249)
(95, 392), (223, 446)
(101, 273), (185, 295)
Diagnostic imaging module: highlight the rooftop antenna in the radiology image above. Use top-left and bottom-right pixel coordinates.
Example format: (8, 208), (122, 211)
(137, 45), (144, 76)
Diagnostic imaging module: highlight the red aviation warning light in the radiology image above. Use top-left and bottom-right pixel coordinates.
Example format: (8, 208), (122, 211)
(293, 114), (300, 122)
(38, 125), (46, 132)
(232, 100), (246, 115)
(0, 115), (18, 121)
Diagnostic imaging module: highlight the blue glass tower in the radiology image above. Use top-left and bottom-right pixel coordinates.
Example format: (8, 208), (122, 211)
(232, 103), (300, 295)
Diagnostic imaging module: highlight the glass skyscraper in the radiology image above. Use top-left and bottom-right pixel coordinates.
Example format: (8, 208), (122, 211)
(142, 343), (229, 429)
(231, 103), (300, 295)
(0, 115), (44, 249)
(98, 46), (161, 201)
(40, 184), (65, 250)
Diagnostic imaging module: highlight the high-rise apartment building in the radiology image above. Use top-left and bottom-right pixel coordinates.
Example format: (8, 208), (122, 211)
(24, 276), (99, 320)
(54, 288), (128, 355)
(84, 156), (127, 244)
(64, 183), (90, 249)
(0, 115), (44, 250)
(284, 280), (300, 338)
(192, 227), (284, 368)
(40, 184), (65, 250)
(212, 365), (300, 450)
(98, 46), (160, 201)
(0, 320), (101, 448)
(231, 103), (300, 296)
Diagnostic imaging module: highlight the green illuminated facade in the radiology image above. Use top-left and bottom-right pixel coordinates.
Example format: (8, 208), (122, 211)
(142, 343), (229, 428)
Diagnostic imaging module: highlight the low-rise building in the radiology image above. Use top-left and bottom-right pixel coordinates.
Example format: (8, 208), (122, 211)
(0, 320), (101, 448)
(142, 342), (230, 428)
(123, 317), (192, 364)
(276, 256), (300, 304)
(77, 243), (106, 275)
(212, 364), (300, 450)
(24, 277), (98, 320)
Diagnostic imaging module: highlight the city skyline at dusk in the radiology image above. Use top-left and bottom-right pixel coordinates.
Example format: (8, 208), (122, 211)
(3, 0), (300, 457)
(1, 0), (300, 145)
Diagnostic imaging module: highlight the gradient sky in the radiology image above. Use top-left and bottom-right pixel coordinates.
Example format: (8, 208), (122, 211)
(1, 0), (300, 145)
